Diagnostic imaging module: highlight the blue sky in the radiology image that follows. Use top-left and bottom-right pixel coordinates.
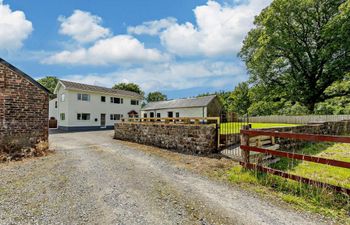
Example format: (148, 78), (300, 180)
(0, 0), (271, 99)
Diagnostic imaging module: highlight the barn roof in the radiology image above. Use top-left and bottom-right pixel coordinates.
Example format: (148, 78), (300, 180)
(58, 80), (143, 99)
(142, 95), (217, 110)
(0, 58), (50, 94)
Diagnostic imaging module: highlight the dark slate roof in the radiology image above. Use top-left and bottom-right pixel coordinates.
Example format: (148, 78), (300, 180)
(59, 80), (143, 99)
(142, 95), (217, 110)
(0, 58), (50, 94)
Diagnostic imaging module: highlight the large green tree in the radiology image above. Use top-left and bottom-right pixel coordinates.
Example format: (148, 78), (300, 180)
(240, 0), (350, 111)
(37, 76), (58, 99)
(228, 82), (251, 115)
(112, 82), (144, 96)
(146, 91), (167, 102)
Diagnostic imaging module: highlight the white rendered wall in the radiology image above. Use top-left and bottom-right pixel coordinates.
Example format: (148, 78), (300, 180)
(65, 89), (141, 127)
(141, 107), (207, 118)
(49, 98), (58, 119)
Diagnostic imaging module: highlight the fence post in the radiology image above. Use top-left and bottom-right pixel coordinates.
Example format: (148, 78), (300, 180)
(216, 117), (220, 151)
(241, 125), (250, 166)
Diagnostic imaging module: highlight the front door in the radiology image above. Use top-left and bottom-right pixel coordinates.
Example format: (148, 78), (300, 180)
(100, 114), (106, 127)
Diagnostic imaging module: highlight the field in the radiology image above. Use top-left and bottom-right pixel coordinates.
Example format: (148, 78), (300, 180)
(227, 142), (350, 223)
(220, 122), (299, 134)
(271, 142), (350, 189)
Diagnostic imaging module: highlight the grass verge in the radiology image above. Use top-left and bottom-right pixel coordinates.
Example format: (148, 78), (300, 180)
(227, 142), (350, 224)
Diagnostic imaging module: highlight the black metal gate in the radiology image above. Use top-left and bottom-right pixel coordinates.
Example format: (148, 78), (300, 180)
(219, 112), (249, 159)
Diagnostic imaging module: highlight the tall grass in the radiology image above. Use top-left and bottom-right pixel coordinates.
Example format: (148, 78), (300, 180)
(227, 142), (350, 223)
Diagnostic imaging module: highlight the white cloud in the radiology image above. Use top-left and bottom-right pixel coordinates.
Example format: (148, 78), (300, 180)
(60, 60), (246, 92)
(0, 1), (33, 50)
(127, 17), (177, 36)
(58, 10), (111, 43)
(43, 35), (168, 65)
(146, 0), (271, 57)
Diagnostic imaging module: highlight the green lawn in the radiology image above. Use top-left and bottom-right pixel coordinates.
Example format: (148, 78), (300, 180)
(220, 122), (299, 134)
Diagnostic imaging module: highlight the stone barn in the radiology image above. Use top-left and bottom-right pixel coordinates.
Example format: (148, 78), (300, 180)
(0, 58), (50, 156)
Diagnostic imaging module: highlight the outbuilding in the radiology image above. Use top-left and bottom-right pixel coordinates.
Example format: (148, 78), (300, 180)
(141, 95), (222, 118)
(0, 58), (50, 150)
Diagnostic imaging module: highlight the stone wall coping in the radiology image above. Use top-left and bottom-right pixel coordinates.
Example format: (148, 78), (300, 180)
(115, 122), (217, 127)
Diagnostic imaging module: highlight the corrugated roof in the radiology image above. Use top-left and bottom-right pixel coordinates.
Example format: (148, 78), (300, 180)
(0, 58), (50, 94)
(59, 80), (143, 99)
(142, 95), (217, 110)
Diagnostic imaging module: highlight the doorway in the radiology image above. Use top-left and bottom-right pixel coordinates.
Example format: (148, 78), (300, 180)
(100, 114), (106, 127)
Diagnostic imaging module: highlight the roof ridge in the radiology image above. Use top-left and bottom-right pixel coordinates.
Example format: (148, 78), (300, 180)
(59, 79), (143, 98)
(143, 95), (217, 110)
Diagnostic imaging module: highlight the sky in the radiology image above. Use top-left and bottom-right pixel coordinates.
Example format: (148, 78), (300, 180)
(0, 0), (271, 99)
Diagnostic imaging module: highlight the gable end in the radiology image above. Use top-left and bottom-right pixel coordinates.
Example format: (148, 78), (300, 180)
(0, 58), (50, 95)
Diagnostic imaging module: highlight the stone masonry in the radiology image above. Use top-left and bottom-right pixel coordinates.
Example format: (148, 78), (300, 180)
(0, 59), (49, 152)
(114, 122), (218, 154)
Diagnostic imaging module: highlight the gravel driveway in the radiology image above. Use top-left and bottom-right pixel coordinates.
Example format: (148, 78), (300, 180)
(0, 130), (328, 225)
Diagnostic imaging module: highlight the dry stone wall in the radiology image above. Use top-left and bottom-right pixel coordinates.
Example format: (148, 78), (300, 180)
(114, 122), (218, 154)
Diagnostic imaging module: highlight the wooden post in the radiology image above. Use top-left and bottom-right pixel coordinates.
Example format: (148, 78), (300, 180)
(241, 125), (250, 166)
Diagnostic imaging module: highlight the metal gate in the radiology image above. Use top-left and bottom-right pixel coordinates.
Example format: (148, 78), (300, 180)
(219, 112), (248, 160)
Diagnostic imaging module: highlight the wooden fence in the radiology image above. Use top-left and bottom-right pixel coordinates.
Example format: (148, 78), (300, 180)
(243, 115), (350, 124)
(240, 128), (350, 194)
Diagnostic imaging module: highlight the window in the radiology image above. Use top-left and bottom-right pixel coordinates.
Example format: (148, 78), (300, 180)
(77, 113), (90, 120)
(60, 113), (65, 120)
(143, 113), (147, 118)
(110, 97), (123, 104)
(156, 113), (161, 118)
(61, 94), (65, 102)
(101, 96), (106, 102)
(55, 101), (58, 108)
(176, 112), (180, 118)
(150, 112), (155, 118)
(110, 114), (123, 120)
(77, 93), (90, 101)
(167, 112), (173, 118)
(131, 99), (139, 105)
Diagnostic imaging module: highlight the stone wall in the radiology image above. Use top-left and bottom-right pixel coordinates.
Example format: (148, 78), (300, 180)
(259, 120), (350, 135)
(221, 120), (350, 147)
(114, 122), (218, 154)
(256, 120), (350, 151)
(0, 61), (49, 152)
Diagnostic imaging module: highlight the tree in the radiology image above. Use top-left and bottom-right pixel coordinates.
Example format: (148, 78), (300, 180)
(228, 82), (251, 115)
(37, 76), (58, 99)
(146, 91), (167, 102)
(240, 0), (350, 111)
(112, 82), (144, 96)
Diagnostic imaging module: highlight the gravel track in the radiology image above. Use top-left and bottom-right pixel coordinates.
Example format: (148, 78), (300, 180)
(0, 130), (329, 225)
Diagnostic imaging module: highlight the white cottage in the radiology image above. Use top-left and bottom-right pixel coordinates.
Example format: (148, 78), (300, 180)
(53, 80), (143, 131)
(141, 95), (222, 118)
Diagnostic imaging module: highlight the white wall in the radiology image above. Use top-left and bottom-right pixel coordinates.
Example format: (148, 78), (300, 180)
(49, 98), (58, 119)
(57, 85), (69, 127)
(141, 107), (207, 118)
(55, 84), (141, 128)
(65, 90), (141, 127)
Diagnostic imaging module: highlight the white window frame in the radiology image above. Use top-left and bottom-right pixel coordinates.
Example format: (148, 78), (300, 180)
(77, 113), (91, 121)
(110, 114), (123, 120)
(61, 94), (65, 102)
(77, 93), (90, 101)
(110, 97), (123, 104)
(131, 99), (139, 105)
(60, 113), (65, 121)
